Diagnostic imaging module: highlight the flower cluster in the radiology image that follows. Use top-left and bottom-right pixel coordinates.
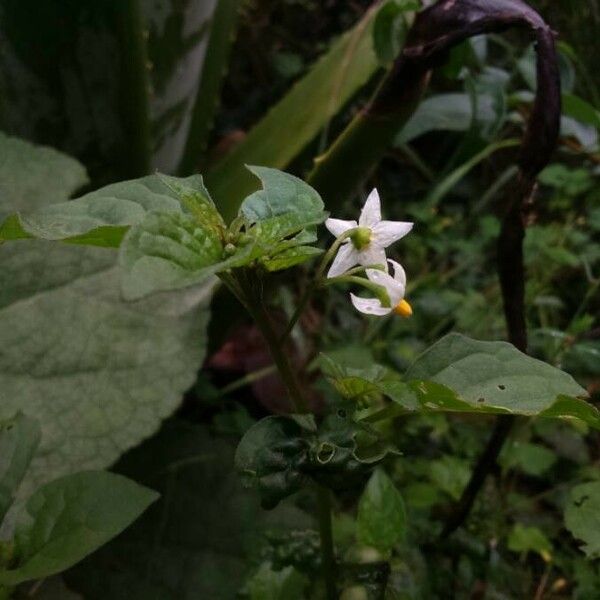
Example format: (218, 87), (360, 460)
(325, 189), (413, 317)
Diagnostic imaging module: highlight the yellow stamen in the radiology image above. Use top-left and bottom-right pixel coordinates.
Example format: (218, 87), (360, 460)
(393, 299), (413, 318)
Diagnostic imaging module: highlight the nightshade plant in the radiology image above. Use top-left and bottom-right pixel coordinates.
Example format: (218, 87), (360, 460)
(1, 0), (599, 597)
(0, 161), (598, 597)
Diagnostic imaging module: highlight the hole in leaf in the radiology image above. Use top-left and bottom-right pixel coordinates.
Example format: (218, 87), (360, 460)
(478, 398), (485, 403)
(575, 495), (590, 508)
(316, 442), (336, 464)
(498, 385), (506, 390)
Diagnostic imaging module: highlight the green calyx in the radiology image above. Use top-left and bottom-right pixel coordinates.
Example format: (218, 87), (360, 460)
(350, 227), (372, 250)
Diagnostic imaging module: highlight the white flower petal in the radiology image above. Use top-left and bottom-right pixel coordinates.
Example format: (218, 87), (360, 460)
(327, 243), (359, 278)
(357, 245), (387, 270)
(350, 294), (390, 316)
(388, 259), (406, 288)
(358, 188), (381, 228)
(372, 221), (413, 248)
(325, 218), (357, 238)
(366, 268), (404, 306)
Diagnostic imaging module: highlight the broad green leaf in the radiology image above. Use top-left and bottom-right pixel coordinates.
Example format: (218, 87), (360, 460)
(405, 334), (588, 414)
(205, 4), (385, 220)
(565, 482), (600, 558)
(0, 414), (41, 523)
(1, 172), (217, 247)
(0, 136), (213, 496)
(357, 469), (406, 552)
(325, 334), (597, 429)
(0, 472), (158, 585)
(65, 421), (310, 600)
(562, 93), (600, 129)
(507, 524), (552, 561)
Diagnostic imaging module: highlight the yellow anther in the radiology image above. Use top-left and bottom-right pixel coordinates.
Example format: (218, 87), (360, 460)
(393, 299), (413, 318)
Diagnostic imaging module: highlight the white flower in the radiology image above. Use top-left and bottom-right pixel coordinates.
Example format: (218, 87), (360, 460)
(325, 188), (413, 278)
(350, 260), (413, 318)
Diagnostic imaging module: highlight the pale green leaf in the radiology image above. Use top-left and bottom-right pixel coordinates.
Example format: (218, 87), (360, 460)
(0, 133), (88, 221)
(565, 482), (600, 558)
(2, 171), (217, 248)
(0, 414), (41, 523)
(0, 136), (213, 496)
(500, 441), (557, 477)
(0, 472), (158, 585)
(357, 469), (406, 552)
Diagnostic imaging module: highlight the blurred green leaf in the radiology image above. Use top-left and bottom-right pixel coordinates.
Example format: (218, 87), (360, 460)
(0, 472), (158, 586)
(357, 469), (407, 552)
(500, 441), (557, 477)
(372, 0), (417, 65)
(565, 482), (600, 558)
(0, 414), (41, 523)
(206, 4), (385, 220)
(396, 93), (498, 145)
(507, 524), (552, 561)
(66, 421), (310, 600)
(429, 456), (470, 501)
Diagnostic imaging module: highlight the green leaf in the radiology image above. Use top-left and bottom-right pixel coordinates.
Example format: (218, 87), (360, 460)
(0, 136), (213, 496)
(500, 441), (557, 477)
(372, 0), (417, 64)
(562, 93), (600, 129)
(326, 334), (598, 429)
(357, 469), (406, 552)
(429, 456), (470, 501)
(565, 482), (600, 558)
(0, 472), (158, 585)
(262, 246), (323, 272)
(405, 334), (588, 414)
(0, 414), (41, 523)
(2, 171), (217, 248)
(235, 415), (397, 509)
(395, 93), (498, 145)
(240, 166), (325, 226)
(65, 421), (310, 600)
(0, 132), (88, 222)
(205, 5), (384, 220)
(118, 210), (227, 300)
(507, 524), (553, 561)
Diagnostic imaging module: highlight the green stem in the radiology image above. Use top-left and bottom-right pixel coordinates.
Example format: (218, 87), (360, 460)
(115, 0), (153, 177)
(218, 364), (277, 397)
(317, 485), (337, 600)
(221, 272), (308, 413)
